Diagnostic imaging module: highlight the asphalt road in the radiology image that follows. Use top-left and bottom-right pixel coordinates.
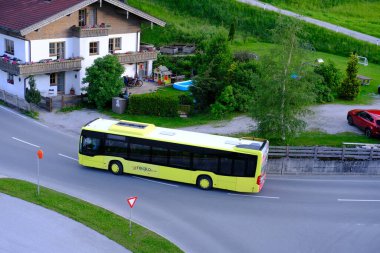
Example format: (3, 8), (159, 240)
(1, 105), (380, 253)
(239, 0), (380, 45)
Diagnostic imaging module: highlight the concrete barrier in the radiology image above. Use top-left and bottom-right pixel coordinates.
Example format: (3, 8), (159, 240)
(268, 158), (380, 175)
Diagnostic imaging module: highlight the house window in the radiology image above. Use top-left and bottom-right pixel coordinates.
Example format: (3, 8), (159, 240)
(79, 9), (87, 27)
(89, 42), (99, 55)
(7, 73), (14, 84)
(49, 42), (65, 59)
(109, 38), (121, 53)
(50, 73), (57, 85)
(89, 9), (97, 27)
(5, 39), (14, 55)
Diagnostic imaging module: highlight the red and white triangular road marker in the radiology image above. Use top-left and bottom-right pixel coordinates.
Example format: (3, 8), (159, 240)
(127, 196), (138, 208)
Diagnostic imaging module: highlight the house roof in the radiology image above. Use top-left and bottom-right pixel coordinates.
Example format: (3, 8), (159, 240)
(0, 0), (165, 36)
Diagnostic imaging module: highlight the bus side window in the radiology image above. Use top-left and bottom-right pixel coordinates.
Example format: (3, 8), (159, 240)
(169, 149), (191, 169)
(246, 157), (258, 177)
(233, 157), (247, 177)
(219, 157), (233, 176)
(193, 153), (218, 173)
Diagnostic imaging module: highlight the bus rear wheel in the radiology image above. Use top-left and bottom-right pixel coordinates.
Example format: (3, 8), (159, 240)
(109, 161), (123, 175)
(197, 176), (212, 190)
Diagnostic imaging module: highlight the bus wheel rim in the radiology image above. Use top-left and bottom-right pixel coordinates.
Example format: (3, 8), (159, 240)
(111, 164), (119, 173)
(200, 179), (209, 189)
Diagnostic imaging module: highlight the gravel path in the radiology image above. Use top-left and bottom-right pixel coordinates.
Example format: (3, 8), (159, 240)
(38, 95), (380, 136)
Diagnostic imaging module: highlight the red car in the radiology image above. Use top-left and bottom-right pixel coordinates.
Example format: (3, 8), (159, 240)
(347, 109), (380, 137)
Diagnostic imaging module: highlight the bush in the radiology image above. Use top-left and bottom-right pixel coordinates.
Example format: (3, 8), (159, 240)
(25, 76), (41, 108)
(313, 61), (342, 103)
(127, 93), (179, 117)
(82, 55), (124, 109)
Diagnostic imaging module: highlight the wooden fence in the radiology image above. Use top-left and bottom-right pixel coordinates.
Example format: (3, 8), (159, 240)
(269, 146), (380, 160)
(61, 95), (83, 108)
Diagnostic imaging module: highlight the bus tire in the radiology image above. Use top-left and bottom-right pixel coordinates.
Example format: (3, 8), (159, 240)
(109, 161), (123, 175)
(197, 175), (212, 190)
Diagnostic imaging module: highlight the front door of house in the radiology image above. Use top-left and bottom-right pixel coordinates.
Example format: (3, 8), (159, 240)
(57, 72), (65, 93)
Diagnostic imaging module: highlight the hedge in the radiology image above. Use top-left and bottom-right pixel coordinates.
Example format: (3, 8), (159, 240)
(127, 93), (179, 117)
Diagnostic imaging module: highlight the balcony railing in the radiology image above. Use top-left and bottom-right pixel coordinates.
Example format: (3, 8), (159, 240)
(0, 58), (82, 76)
(71, 25), (110, 38)
(116, 51), (158, 64)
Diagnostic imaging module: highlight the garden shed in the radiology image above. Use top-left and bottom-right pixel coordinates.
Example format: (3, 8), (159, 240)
(154, 65), (172, 85)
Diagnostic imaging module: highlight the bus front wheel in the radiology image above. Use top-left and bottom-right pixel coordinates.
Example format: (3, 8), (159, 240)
(109, 161), (123, 175)
(197, 176), (213, 190)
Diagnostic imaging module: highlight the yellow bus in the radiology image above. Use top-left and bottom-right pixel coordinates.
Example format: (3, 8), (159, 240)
(78, 118), (269, 193)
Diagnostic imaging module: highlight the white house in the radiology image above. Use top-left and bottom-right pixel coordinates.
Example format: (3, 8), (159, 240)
(0, 0), (165, 98)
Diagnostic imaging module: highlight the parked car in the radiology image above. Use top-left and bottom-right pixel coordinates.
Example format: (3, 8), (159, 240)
(347, 109), (380, 137)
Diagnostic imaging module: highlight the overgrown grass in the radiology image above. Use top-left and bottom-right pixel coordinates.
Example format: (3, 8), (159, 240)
(0, 178), (182, 253)
(284, 131), (380, 146)
(22, 110), (39, 119)
(260, 0), (380, 38)
(59, 104), (85, 113)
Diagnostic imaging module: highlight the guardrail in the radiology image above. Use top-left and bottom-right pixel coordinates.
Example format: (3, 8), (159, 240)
(269, 146), (380, 160)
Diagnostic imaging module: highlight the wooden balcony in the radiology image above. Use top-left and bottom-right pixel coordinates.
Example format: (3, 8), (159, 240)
(116, 51), (158, 64)
(71, 25), (110, 38)
(0, 58), (82, 76)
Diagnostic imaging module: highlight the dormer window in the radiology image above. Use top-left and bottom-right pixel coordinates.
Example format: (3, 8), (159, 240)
(79, 9), (87, 27)
(5, 39), (14, 55)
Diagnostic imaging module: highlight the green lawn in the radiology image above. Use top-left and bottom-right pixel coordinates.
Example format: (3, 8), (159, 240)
(260, 0), (380, 38)
(0, 178), (182, 253)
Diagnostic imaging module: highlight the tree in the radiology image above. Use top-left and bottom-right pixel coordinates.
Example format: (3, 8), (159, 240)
(338, 53), (361, 100)
(249, 19), (316, 143)
(82, 55), (125, 109)
(210, 85), (236, 119)
(313, 60), (342, 103)
(25, 76), (41, 110)
(190, 32), (233, 111)
(228, 21), (236, 42)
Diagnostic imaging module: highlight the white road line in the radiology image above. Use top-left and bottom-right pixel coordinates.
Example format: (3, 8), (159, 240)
(58, 153), (78, 161)
(12, 137), (40, 148)
(228, 193), (280, 199)
(132, 176), (179, 187)
(1, 105), (48, 127)
(0, 105), (27, 119)
(338, 199), (380, 202)
(32, 121), (48, 128)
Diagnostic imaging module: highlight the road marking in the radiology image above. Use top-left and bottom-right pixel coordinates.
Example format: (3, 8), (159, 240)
(228, 193), (280, 199)
(1, 105), (48, 127)
(12, 137), (40, 148)
(58, 153), (78, 161)
(338, 199), (380, 202)
(0, 105), (27, 119)
(32, 121), (48, 128)
(132, 176), (179, 187)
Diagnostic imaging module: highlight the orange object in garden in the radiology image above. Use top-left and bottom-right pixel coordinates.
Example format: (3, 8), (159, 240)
(164, 75), (168, 80)
(37, 149), (44, 159)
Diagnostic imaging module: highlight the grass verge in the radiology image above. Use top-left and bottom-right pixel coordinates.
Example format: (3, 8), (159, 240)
(266, 131), (380, 146)
(0, 178), (182, 253)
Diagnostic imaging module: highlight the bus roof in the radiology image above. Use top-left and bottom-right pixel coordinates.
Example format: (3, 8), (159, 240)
(82, 118), (267, 152)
